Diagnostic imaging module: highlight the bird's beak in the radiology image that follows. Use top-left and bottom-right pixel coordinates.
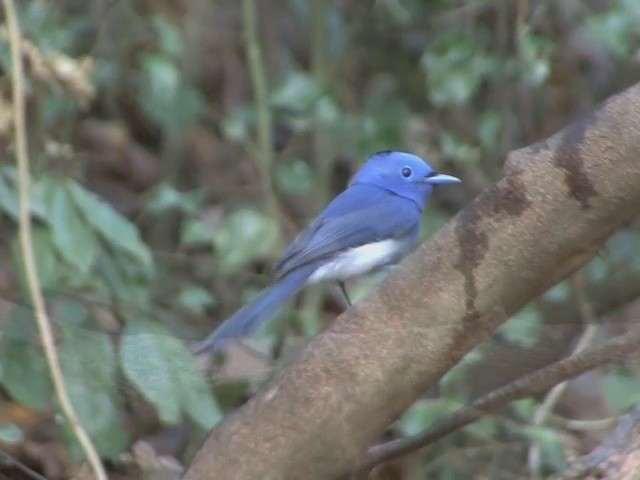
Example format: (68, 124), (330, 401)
(424, 173), (462, 185)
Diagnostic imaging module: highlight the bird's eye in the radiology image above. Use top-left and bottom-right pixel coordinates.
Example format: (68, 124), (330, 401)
(401, 166), (412, 178)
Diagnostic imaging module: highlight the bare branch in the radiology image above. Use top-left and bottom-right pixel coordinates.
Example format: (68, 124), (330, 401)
(0, 449), (47, 480)
(528, 272), (600, 478)
(361, 323), (640, 472)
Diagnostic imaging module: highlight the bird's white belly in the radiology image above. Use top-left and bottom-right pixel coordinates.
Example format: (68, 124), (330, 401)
(307, 239), (403, 284)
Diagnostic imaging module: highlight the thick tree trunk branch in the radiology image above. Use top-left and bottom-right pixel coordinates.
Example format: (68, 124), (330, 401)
(185, 82), (640, 480)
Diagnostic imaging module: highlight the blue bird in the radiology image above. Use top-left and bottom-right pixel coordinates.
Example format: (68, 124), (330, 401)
(195, 151), (461, 354)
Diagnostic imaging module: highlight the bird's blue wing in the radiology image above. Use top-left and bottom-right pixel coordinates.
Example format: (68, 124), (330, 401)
(274, 185), (421, 278)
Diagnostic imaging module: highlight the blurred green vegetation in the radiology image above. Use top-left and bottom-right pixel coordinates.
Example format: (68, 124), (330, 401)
(1, 1), (640, 478)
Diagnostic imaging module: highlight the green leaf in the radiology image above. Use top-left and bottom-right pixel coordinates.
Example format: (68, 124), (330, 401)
(90, 250), (153, 310)
(440, 347), (484, 386)
(0, 170), (19, 219)
(440, 131), (481, 165)
(275, 160), (315, 195)
(585, 255), (610, 283)
(604, 370), (640, 411)
(11, 226), (61, 289)
(59, 321), (127, 460)
(0, 167), (48, 220)
(0, 343), (51, 410)
(0, 309), (52, 409)
(465, 417), (497, 438)
(398, 400), (457, 436)
(606, 231), (640, 275)
(399, 400), (437, 436)
(152, 15), (183, 57)
(586, 1), (640, 58)
(43, 179), (98, 273)
(18, 2), (83, 52)
(143, 54), (180, 108)
(478, 111), (502, 150)
(181, 218), (215, 247)
(139, 54), (204, 128)
(517, 33), (553, 87)
(66, 181), (152, 271)
(421, 28), (498, 107)
(146, 182), (185, 214)
(120, 322), (180, 424)
(30, 177), (51, 219)
(120, 321), (222, 429)
(222, 105), (255, 142)
(0, 424), (23, 444)
(313, 96), (341, 124)
(270, 72), (325, 114)
(497, 304), (542, 348)
(440, 465), (463, 480)
(146, 183), (204, 215)
(212, 208), (280, 273)
(170, 344), (222, 430)
(177, 286), (215, 314)
(519, 425), (568, 470)
(512, 398), (537, 419)
(542, 281), (571, 303)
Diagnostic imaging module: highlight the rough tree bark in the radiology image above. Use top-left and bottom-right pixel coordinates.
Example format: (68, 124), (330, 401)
(184, 82), (640, 480)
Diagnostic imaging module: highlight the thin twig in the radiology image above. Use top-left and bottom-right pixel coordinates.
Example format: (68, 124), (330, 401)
(357, 323), (640, 474)
(528, 273), (600, 479)
(2, 2), (107, 479)
(242, 0), (279, 219)
(554, 407), (640, 479)
(549, 414), (618, 432)
(0, 449), (47, 480)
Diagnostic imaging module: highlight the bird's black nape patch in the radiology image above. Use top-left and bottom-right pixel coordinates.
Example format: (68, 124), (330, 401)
(373, 150), (394, 157)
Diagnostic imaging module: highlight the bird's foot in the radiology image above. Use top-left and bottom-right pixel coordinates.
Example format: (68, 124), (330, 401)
(337, 281), (353, 307)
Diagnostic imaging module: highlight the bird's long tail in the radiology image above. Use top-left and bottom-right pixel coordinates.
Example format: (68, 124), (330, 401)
(193, 264), (317, 354)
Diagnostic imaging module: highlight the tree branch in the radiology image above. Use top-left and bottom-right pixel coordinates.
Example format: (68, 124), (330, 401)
(2, 2), (107, 479)
(360, 322), (640, 472)
(458, 262), (640, 404)
(185, 82), (640, 480)
(0, 449), (47, 480)
(527, 273), (600, 478)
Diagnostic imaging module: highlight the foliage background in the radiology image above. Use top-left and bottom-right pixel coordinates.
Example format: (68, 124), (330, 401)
(1, 0), (640, 478)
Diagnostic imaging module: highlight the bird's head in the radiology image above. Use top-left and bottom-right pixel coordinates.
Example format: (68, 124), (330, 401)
(350, 151), (461, 208)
